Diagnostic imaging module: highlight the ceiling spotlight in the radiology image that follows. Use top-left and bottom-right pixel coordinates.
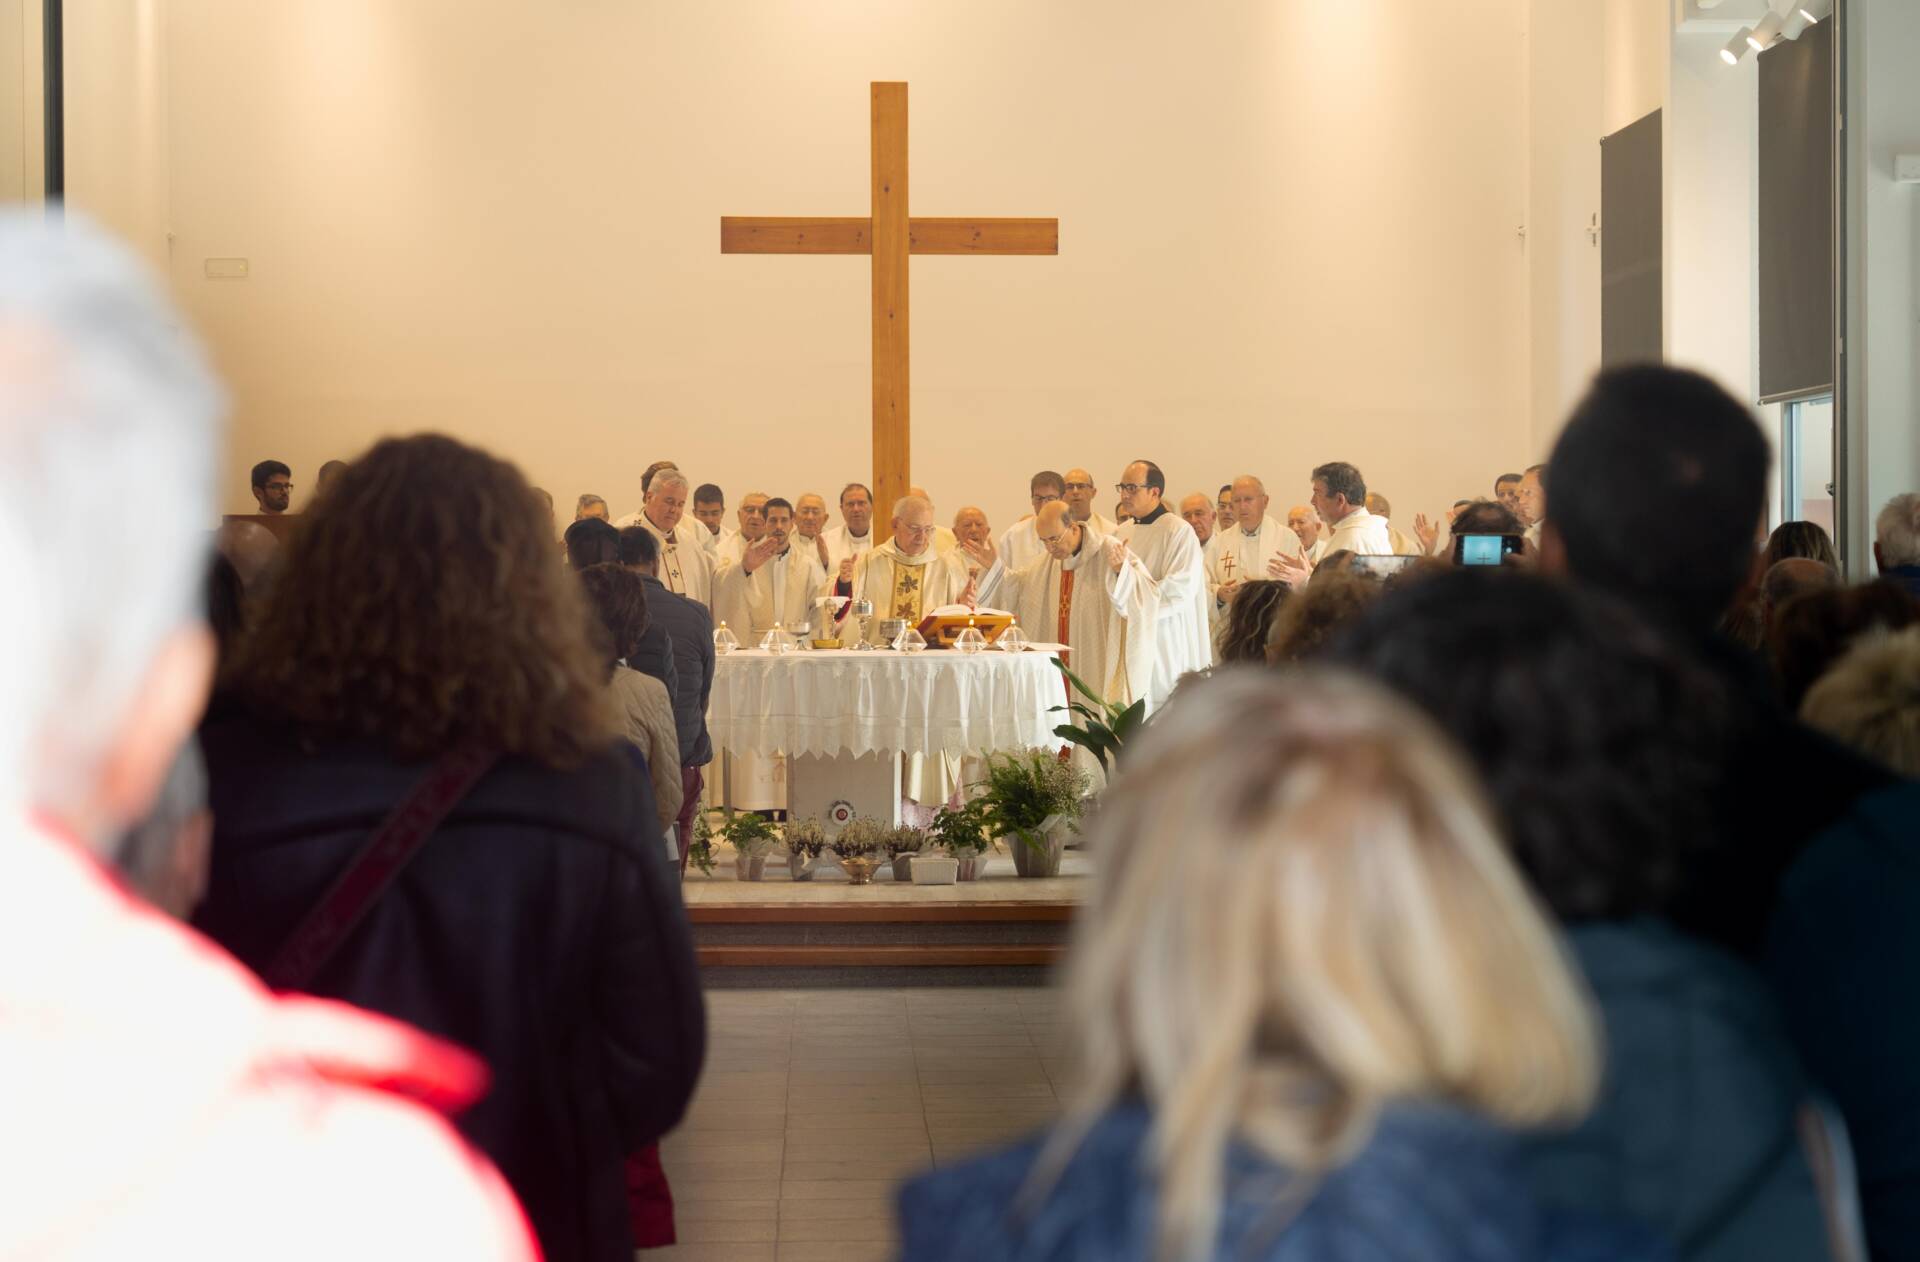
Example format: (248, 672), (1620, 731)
(1781, 10), (1812, 38)
(1722, 27), (1754, 63)
(1798, 0), (1833, 22)
(1748, 10), (1786, 49)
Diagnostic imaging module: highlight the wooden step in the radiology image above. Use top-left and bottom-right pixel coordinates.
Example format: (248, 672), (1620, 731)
(697, 944), (1064, 968)
(689, 902), (1074, 925)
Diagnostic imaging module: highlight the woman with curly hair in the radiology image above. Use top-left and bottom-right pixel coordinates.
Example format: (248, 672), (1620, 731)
(195, 434), (705, 1262)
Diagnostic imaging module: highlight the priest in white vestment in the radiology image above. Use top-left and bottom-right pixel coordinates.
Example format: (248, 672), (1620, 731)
(1367, 493), (1420, 556)
(1062, 467), (1117, 541)
(996, 470), (1068, 573)
(1108, 461), (1213, 712)
(711, 492), (768, 570)
(690, 483), (735, 555)
(845, 495), (978, 642)
(791, 492), (833, 580)
(822, 481), (878, 573)
(1179, 492), (1218, 552)
(615, 469), (713, 607)
(969, 503), (1155, 781)
(1207, 476), (1294, 639)
(908, 485), (961, 555)
(712, 499), (827, 811)
(1286, 504), (1328, 563)
(1310, 462), (1393, 556)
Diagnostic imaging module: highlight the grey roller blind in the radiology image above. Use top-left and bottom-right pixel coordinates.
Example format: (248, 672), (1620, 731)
(1601, 110), (1663, 367)
(1758, 19), (1835, 402)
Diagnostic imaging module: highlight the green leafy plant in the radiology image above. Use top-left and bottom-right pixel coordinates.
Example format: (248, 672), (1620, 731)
(880, 824), (927, 859)
(784, 817), (828, 860)
(831, 816), (886, 859)
(975, 749), (1089, 858)
(1049, 657), (1148, 775)
(722, 812), (780, 857)
(687, 811), (717, 877)
(926, 798), (993, 857)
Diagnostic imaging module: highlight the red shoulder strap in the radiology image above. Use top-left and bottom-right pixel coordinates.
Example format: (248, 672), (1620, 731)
(265, 747), (499, 991)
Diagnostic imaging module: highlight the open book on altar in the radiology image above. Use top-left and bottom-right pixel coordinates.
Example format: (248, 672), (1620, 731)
(917, 605), (1015, 647)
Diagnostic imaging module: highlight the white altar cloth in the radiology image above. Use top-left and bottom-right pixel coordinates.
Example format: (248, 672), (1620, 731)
(708, 648), (1070, 761)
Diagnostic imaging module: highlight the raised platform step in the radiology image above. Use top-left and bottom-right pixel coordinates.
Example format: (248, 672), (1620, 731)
(691, 899), (1076, 985)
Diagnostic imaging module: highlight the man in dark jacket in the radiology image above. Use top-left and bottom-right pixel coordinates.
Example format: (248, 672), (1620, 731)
(1539, 365), (1896, 956)
(621, 524), (714, 866)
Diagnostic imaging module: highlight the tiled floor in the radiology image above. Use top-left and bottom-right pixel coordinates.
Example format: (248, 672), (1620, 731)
(649, 987), (1068, 1260)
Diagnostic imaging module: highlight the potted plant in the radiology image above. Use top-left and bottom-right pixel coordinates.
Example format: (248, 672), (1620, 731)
(927, 798), (994, 882)
(881, 824), (927, 881)
(784, 817), (828, 881)
(831, 816), (885, 885)
(976, 750), (1089, 879)
(1050, 657), (1148, 776)
(722, 812), (780, 882)
(686, 810), (717, 878)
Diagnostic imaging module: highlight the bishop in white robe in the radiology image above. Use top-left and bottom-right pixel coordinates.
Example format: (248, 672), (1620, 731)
(614, 473), (713, 608)
(845, 498), (978, 643)
(1110, 462), (1214, 712)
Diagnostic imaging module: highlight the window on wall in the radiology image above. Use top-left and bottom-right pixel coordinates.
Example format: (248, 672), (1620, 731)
(1783, 395), (1836, 546)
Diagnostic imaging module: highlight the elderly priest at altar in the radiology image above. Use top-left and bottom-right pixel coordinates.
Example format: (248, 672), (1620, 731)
(841, 494), (977, 642)
(968, 501), (1154, 771)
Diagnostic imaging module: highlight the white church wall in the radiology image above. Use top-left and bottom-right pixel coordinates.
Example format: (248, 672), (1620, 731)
(1847, 0), (1920, 568)
(58, 0), (1535, 537)
(59, 0), (170, 271)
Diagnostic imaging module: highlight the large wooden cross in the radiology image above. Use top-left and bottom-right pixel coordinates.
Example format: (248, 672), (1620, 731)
(721, 82), (1059, 516)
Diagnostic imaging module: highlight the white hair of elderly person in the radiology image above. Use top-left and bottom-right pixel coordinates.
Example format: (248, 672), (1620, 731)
(0, 212), (222, 845)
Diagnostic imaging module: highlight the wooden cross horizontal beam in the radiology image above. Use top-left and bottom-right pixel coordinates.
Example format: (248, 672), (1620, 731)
(721, 216), (1059, 256)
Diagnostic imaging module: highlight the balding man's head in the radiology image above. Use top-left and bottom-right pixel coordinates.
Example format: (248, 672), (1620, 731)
(1062, 468), (1096, 522)
(891, 495), (936, 556)
(1231, 475), (1271, 531)
(1035, 500), (1082, 561)
(1179, 493), (1215, 544)
(1762, 557), (1839, 624)
(953, 505), (990, 547)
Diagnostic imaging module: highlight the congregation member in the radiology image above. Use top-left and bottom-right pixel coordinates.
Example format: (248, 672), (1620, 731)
(1284, 502), (1325, 562)
(899, 669), (1630, 1261)
(1539, 364), (1897, 957)
(997, 469), (1067, 572)
(844, 494), (977, 640)
(250, 458), (293, 514)
(793, 491), (832, 575)
(1062, 467), (1116, 537)
(822, 481), (877, 571)
(1440, 501), (1528, 564)
(1876, 492), (1920, 599)
(1308, 461), (1393, 556)
(577, 563), (684, 834)
(1111, 460), (1213, 710)
(713, 497), (828, 638)
(970, 501), (1153, 749)
(0, 213), (536, 1259)
(1414, 498), (1477, 556)
(316, 457), (349, 495)
(1329, 571), (1829, 1262)
(1178, 491), (1216, 548)
(196, 433), (706, 1262)
(563, 515), (622, 569)
(575, 493), (610, 522)
(619, 468), (712, 607)
(1763, 519), (1839, 571)
(1800, 627), (1920, 776)
(1769, 581), (1920, 713)
(1213, 578), (1288, 665)
(690, 482), (731, 551)
(1264, 570), (1383, 664)
(1758, 558), (1837, 635)
(1206, 475), (1291, 619)
(619, 525), (714, 868)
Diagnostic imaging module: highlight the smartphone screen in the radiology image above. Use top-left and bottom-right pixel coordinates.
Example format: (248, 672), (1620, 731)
(1454, 534), (1517, 566)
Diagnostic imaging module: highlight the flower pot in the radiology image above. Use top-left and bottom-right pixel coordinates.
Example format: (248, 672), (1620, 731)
(1008, 830), (1066, 879)
(910, 855), (958, 885)
(954, 854), (988, 882)
(787, 852), (817, 881)
(733, 850), (769, 882)
(890, 854), (916, 882)
(839, 856), (879, 885)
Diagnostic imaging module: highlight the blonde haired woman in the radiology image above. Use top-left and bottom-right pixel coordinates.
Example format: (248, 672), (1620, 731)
(897, 669), (1654, 1261)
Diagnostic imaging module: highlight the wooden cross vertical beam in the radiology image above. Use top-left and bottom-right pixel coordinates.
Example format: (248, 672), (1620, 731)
(720, 82), (1058, 520)
(870, 83), (910, 516)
